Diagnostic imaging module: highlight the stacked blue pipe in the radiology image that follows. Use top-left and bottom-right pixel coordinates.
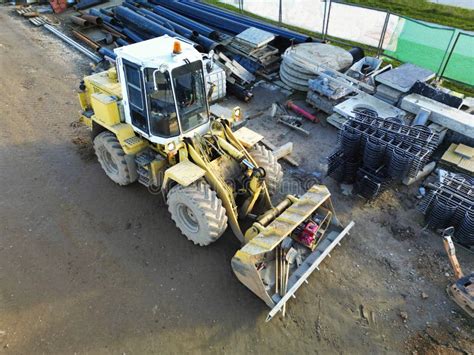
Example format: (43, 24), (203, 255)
(151, 0), (312, 43)
(112, 4), (217, 51)
(134, 5), (218, 50)
(150, 0), (248, 34)
(150, 4), (220, 40)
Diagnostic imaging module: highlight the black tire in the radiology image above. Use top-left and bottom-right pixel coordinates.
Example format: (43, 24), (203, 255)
(93, 131), (134, 186)
(167, 181), (228, 246)
(249, 144), (283, 195)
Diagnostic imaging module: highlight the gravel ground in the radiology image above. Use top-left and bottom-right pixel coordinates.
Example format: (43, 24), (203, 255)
(0, 7), (472, 354)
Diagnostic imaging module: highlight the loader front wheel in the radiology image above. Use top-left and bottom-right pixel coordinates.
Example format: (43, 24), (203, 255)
(94, 131), (133, 186)
(250, 144), (283, 195)
(167, 181), (228, 246)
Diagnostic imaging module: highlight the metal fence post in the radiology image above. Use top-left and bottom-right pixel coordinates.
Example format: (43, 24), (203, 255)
(438, 30), (460, 80)
(376, 12), (390, 57)
(323, 0), (332, 41)
(322, 0), (328, 35)
(279, 0), (282, 25)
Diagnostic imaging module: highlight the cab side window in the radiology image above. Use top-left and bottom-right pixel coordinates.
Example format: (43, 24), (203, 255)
(123, 60), (148, 133)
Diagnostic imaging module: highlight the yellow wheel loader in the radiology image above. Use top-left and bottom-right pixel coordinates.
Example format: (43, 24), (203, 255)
(77, 36), (354, 320)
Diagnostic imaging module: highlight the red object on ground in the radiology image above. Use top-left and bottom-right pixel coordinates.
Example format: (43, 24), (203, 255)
(297, 221), (319, 247)
(286, 100), (319, 123)
(50, 0), (68, 13)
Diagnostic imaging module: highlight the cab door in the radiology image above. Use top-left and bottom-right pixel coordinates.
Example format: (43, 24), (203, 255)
(122, 59), (149, 134)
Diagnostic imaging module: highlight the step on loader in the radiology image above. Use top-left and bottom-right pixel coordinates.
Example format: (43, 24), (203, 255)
(77, 36), (354, 319)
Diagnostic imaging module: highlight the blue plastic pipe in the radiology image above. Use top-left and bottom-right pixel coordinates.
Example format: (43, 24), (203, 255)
(135, 7), (218, 50)
(150, 4), (219, 40)
(99, 47), (117, 60)
(169, 0), (312, 43)
(114, 6), (187, 41)
(115, 38), (130, 47)
(149, 0), (249, 35)
(89, 8), (116, 25)
(122, 27), (146, 42)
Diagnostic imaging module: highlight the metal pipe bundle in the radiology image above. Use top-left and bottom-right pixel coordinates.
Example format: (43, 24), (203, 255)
(44, 24), (102, 62)
(89, 8), (117, 25)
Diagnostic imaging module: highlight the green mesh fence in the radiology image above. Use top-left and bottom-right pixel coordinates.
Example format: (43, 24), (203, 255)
(442, 33), (474, 85)
(384, 18), (474, 86)
(384, 18), (455, 73)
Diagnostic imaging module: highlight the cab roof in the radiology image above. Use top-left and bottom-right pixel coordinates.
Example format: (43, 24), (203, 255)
(114, 35), (203, 69)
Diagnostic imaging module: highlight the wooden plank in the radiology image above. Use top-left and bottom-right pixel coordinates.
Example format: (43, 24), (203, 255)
(454, 144), (474, 159)
(261, 139), (299, 167)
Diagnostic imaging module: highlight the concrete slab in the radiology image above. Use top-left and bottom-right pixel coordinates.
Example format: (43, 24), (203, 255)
(375, 63), (435, 93)
(334, 93), (406, 119)
(401, 94), (474, 138)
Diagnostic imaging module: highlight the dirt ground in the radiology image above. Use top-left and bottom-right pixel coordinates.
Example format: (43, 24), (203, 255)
(0, 8), (473, 354)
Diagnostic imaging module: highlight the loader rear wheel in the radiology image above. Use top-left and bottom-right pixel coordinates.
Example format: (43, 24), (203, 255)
(250, 144), (283, 195)
(94, 131), (133, 186)
(167, 181), (228, 246)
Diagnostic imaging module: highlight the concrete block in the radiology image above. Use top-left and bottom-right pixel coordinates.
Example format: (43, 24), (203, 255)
(401, 94), (474, 139)
(334, 93), (406, 120)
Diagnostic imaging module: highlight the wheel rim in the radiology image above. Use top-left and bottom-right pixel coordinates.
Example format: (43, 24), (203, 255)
(176, 203), (199, 233)
(99, 147), (118, 175)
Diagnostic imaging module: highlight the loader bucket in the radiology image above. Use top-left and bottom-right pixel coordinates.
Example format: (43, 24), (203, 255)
(231, 185), (354, 321)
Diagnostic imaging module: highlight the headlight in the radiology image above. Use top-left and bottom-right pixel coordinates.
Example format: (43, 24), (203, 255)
(167, 142), (175, 151)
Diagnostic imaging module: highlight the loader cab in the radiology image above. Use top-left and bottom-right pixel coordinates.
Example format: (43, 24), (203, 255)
(115, 36), (210, 145)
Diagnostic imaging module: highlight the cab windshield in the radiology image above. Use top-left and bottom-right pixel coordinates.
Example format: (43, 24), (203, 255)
(146, 68), (179, 137)
(171, 60), (209, 133)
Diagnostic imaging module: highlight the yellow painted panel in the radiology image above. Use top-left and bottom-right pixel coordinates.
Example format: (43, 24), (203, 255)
(108, 123), (147, 155)
(455, 144), (474, 159)
(91, 93), (121, 126)
(441, 144), (463, 165)
(164, 160), (206, 187)
(84, 69), (122, 99)
(233, 126), (263, 148)
(458, 158), (474, 173)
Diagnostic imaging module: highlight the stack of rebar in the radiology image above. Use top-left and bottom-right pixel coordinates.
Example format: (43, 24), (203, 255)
(418, 173), (474, 246)
(327, 109), (440, 199)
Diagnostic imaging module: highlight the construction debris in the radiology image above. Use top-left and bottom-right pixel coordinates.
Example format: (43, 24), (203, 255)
(271, 103), (310, 136)
(442, 229), (474, 317)
(261, 139), (299, 167)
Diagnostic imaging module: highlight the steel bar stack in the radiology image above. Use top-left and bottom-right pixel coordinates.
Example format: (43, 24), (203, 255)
(327, 109), (440, 199)
(418, 174), (474, 246)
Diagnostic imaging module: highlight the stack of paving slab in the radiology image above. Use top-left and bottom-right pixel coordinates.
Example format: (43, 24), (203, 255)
(374, 63), (435, 105)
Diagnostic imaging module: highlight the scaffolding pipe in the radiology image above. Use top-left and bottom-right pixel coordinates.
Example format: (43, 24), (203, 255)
(44, 24), (102, 62)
